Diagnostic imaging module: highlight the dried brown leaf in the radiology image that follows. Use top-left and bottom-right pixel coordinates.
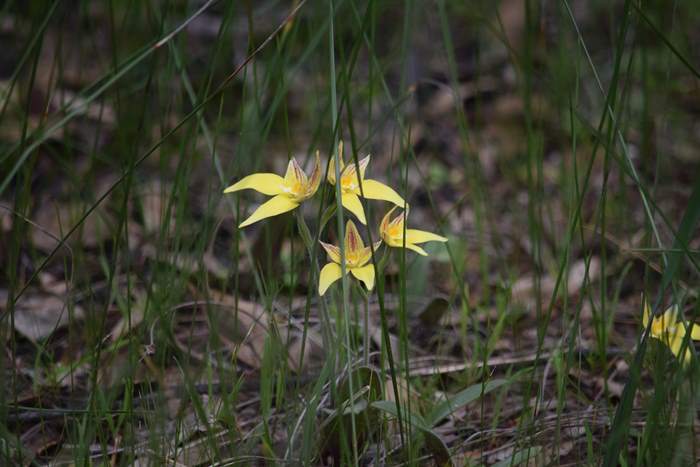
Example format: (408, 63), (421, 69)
(286, 327), (323, 373)
(31, 200), (114, 251)
(139, 180), (174, 234)
(109, 290), (148, 342)
(511, 257), (600, 306)
(7, 294), (84, 342)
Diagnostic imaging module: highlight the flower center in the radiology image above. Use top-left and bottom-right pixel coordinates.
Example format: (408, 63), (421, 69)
(388, 225), (403, 239)
(340, 176), (357, 192)
(282, 181), (305, 199)
(345, 251), (361, 267)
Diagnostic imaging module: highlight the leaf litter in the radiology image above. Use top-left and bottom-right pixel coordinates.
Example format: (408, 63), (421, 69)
(2, 1), (700, 465)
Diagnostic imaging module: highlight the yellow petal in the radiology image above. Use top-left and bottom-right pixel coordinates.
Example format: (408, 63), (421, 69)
(328, 142), (345, 185)
(691, 323), (700, 340)
(668, 334), (682, 358)
(320, 241), (341, 264)
(668, 332), (691, 365)
(682, 348), (693, 365)
(224, 173), (285, 196)
(340, 163), (359, 189)
(381, 208), (407, 246)
(657, 306), (678, 330)
(319, 262), (343, 296)
(239, 194), (298, 228)
(380, 207), (398, 240)
(284, 158), (308, 186)
(337, 155), (369, 190)
(404, 242), (428, 256)
(350, 264), (375, 291)
(384, 235), (403, 248)
(406, 229), (448, 244)
(306, 150), (322, 196)
(360, 179), (406, 207)
(341, 192), (367, 225)
(344, 219), (366, 254)
(357, 241), (382, 267)
(357, 155), (371, 181)
(328, 157), (337, 185)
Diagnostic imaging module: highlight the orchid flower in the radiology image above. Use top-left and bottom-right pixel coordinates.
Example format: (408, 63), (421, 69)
(318, 220), (381, 296)
(224, 152), (321, 228)
(327, 142), (406, 225)
(643, 300), (700, 365)
(379, 207), (447, 256)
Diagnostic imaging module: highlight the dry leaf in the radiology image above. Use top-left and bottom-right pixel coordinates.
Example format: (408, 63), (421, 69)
(171, 297), (270, 370)
(227, 300), (268, 369)
(109, 290), (148, 341)
(38, 272), (69, 295)
(1, 204), (12, 231)
(31, 199), (114, 251)
(142, 245), (230, 280)
(286, 327), (324, 372)
(511, 257), (600, 306)
(8, 294), (84, 342)
(138, 180), (174, 234)
(20, 422), (63, 463)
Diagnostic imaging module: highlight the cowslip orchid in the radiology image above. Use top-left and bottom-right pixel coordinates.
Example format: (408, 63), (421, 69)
(379, 207), (447, 256)
(327, 142), (405, 225)
(643, 300), (700, 365)
(224, 152), (321, 228)
(318, 220), (381, 296)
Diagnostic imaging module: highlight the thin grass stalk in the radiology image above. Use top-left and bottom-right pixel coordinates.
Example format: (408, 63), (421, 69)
(363, 289), (369, 366)
(328, 0), (359, 464)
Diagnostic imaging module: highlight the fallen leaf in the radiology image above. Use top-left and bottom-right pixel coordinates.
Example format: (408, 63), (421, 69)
(418, 296), (450, 326)
(488, 445), (543, 466)
(141, 245), (230, 280)
(286, 327), (324, 373)
(31, 199), (114, 251)
(1, 204), (11, 231)
(109, 290), (148, 342)
(138, 180), (174, 234)
(20, 422), (63, 463)
(7, 294), (84, 342)
(511, 258), (600, 306)
(38, 272), (69, 295)
(171, 296), (270, 370)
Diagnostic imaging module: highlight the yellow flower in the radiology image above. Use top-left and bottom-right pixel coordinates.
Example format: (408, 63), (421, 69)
(224, 152), (321, 228)
(318, 220), (381, 296)
(327, 142), (406, 225)
(643, 300), (700, 364)
(379, 207), (447, 256)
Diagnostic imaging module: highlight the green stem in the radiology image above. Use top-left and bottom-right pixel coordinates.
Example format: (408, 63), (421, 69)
(671, 379), (695, 465)
(295, 208), (315, 257)
(377, 246), (391, 276)
(295, 208), (333, 364)
(362, 287), (370, 366)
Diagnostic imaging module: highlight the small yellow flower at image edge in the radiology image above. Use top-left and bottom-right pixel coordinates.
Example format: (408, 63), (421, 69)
(318, 220), (381, 296)
(380, 206), (447, 256)
(223, 152), (321, 228)
(327, 141), (406, 225)
(642, 299), (700, 365)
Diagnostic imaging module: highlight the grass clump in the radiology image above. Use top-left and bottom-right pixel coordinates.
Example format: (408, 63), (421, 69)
(2, 1), (700, 465)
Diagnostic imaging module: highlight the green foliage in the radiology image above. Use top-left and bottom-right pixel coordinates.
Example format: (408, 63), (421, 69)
(1, 0), (699, 465)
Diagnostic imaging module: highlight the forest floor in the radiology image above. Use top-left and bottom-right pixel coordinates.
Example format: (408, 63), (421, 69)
(2, 1), (700, 465)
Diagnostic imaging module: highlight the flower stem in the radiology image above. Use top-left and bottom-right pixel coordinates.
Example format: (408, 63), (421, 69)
(295, 208), (314, 257)
(294, 208), (333, 361)
(362, 287), (370, 366)
(377, 246), (391, 276)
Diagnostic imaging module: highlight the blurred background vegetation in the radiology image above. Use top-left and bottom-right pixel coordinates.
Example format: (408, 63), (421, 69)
(1, 0), (700, 465)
